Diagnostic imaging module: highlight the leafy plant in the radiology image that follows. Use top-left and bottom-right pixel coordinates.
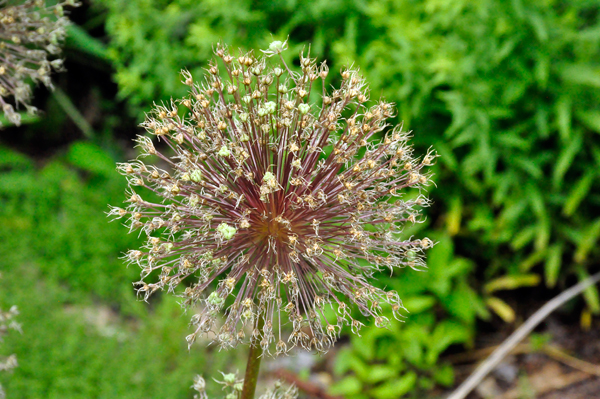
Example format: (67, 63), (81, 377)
(92, 0), (369, 117)
(96, 0), (600, 299)
(355, 0), (600, 306)
(329, 235), (486, 398)
(0, 144), (243, 397)
(0, 264), (241, 398)
(0, 142), (139, 302)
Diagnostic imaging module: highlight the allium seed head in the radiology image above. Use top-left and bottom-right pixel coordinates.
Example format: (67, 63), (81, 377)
(0, 0), (79, 126)
(111, 42), (437, 354)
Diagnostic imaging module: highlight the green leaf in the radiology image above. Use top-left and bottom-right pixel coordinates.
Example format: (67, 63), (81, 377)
(574, 218), (600, 264)
(403, 296), (437, 314)
(0, 146), (33, 170)
(401, 333), (424, 366)
(497, 200), (528, 230)
(446, 195), (462, 236)
(576, 110), (600, 134)
(369, 371), (417, 399)
(563, 170), (595, 216)
(332, 348), (355, 376)
(434, 141), (458, 171)
(513, 157), (543, 179)
(351, 333), (375, 362)
(0, 111), (41, 126)
(575, 266), (600, 314)
(544, 244), (563, 288)
(511, 225), (537, 250)
(519, 249), (547, 272)
(426, 235), (454, 296)
(350, 327), (391, 363)
(66, 25), (109, 61)
(495, 133), (530, 150)
(329, 376), (363, 396)
(335, 346), (371, 381)
(444, 279), (487, 324)
(52, 88), (95, 139)
(535, 105), (550, 138)
(560, 63), (600, 88)
(530, 332), (552, 350)
(527, 184), (546, 219)
(433, 364), (454, 387)
(592, 145), (600, 168)
(553, 130), (583, 188)
(66, 142), (115, 177)
(535, 217), (550, 252)
(555, 96), (572, 142)
(363, 365), (397, 384)
(426, 320), (470, 364)
(528, 12), (548, 42)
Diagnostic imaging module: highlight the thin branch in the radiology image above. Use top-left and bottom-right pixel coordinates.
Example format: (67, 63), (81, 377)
(543, 345), (600, 377)
(447, 270), (600, 399)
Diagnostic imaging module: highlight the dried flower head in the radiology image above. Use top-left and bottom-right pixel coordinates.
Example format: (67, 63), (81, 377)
(192, 372), (297, 399)
(111, 42), (436, 354)
(257, 381), (297, 399)
(0, 0), (79, 126)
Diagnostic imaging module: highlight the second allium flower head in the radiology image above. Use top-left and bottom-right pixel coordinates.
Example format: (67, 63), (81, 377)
(0, 0), (78, 126)
(111, 41), (436, 354)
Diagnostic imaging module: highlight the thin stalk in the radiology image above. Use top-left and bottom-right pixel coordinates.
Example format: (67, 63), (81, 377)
(240, 338), (263, 399)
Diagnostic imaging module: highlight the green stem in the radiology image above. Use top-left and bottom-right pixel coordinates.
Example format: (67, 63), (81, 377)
(240, 339), (263, 399)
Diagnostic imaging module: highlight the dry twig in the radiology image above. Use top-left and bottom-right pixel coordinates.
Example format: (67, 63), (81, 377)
(447, 270), (600, 399)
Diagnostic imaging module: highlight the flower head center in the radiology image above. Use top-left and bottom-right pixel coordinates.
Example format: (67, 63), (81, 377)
(255, 213), (290, 244)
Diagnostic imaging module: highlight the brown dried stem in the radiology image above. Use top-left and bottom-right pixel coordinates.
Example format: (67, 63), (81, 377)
(447, 270), (600, 399)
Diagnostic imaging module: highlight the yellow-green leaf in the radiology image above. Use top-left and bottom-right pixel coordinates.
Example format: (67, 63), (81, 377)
(574, 218), (600, 263)
(446, 195), (462, 236)
(486, 297), (515, 323)
(485, 274), (541, 293)
(519, 249), (547, 272)
(575, 266), (600, 314)
(544, 244), (563, 288)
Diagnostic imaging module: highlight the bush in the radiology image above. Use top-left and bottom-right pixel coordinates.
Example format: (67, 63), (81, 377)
(0, 142), (140, 302)
(96, 0), (600, 289)
(357, 0), (600, 295)
(0, 264), (240, 398)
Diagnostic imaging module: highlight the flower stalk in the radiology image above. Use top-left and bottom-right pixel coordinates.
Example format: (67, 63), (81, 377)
(241, 337), (263, 399)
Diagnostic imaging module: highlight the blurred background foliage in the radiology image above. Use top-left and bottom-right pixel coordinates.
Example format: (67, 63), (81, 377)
(1, 0), (599, 398)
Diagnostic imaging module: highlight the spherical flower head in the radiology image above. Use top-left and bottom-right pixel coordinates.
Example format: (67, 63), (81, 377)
(111, 43), (437, 354)
(0, 0), (79, 126)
